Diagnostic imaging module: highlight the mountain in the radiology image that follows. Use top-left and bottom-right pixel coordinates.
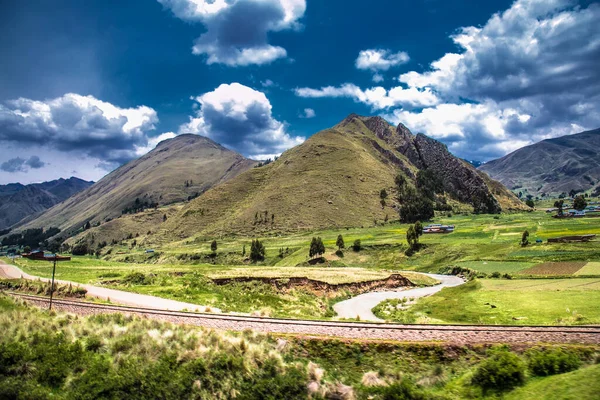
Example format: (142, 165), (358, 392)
(17, 134), (256, 236)
(0, 177), (93, 230)
(139, 115), (522, 240)
(479, 128), (600, 196)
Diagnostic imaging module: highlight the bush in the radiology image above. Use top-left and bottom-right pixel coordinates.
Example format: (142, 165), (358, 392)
(364, 379), (432, 400)
(352, 239), (362, 252)
(471, 350), (526, 393)
(527, 348), (581, 376)
(72, 242), (89, 256)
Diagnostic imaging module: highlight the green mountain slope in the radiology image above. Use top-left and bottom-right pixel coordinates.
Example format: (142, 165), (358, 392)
(154, 115), (522, 240)
(479, 128), (600, 196)
(17, 134), (256, 236)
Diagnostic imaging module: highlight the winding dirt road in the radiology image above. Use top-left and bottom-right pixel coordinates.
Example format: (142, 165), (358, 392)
(0, 260), (217, 312)
(334, 274), (465, 321)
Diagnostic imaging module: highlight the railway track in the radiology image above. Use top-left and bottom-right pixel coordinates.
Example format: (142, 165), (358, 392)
(7, 292), (600, 344)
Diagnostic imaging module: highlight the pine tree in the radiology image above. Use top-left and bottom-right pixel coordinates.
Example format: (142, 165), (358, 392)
(250, 239), (265, 262)
(521, 230), (530, 247)
(336, 234), (345, 250)
(573, 195), (587, 211)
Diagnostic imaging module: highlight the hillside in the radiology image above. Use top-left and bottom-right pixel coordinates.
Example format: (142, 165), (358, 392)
(17, 135), (256, 236)
(0, 177), (93, 230)
(479, 128), (600, 196)
(134, 115), (522, 241)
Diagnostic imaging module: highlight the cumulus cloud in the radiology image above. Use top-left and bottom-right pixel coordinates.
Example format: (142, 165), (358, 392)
(391, 0), (600, 159)
(295, 83), (440, 110)
(298, 0), (600, 160)
(0, 155), (46, 173)
(356, 49), (410, 71)
(179, 83), (305, 158)
(0, 93), (159, 165)
(299, 108), (316, 118)
(158, 0), (306, 66)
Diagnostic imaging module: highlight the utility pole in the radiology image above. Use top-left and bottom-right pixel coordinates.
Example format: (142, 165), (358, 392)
(49, 257), (57, 311)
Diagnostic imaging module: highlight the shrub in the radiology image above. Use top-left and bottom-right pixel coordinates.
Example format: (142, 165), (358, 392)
(364, 379), (431, 400)
(471, 350), (526, 393)
(352, 239), (362, 252)
(72, 242), (89, 256)
(527, 348), (581, 376)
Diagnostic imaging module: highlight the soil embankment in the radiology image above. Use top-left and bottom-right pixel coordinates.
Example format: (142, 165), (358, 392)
(211, 274), (414, 297)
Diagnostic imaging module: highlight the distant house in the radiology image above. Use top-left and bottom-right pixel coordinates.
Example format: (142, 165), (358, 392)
(423, 224), (455, 234)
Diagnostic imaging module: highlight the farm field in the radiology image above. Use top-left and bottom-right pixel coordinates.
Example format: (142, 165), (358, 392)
(3, 210), (600, 322)
(374, 279), (600, 325)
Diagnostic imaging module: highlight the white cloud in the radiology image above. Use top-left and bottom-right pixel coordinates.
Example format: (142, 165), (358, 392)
(179, 83), (305, 158)
(355, 49), (410, 71)
(299, 108), (316, 118)
(297, 0), (600, 160)
(295, 83), (440, 110)
(158, 0), (306, 66)
(0, 93), (159, 164)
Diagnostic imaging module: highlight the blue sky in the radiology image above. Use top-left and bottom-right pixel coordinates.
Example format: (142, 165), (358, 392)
(0, 0), (599, 184)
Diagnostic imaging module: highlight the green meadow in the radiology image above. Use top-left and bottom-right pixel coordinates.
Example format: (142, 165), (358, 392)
(4, 209), (600, 322)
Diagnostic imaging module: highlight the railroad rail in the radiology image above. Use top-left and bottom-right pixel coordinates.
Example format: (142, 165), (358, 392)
(7, 292), (600, 345)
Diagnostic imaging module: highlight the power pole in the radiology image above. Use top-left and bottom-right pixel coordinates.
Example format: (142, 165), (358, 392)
(49, 258), (57, 311)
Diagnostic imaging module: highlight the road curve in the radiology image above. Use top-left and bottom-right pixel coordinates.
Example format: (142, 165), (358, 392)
(6, 293), (600, 345)
(0, 261), (217, 313)
(334, 273), (465, 321)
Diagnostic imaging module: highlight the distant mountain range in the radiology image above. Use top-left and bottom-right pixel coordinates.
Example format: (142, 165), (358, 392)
(15, 134), (256, 237)
(479, 128), (600, 196)
(0, 177), (93, 230)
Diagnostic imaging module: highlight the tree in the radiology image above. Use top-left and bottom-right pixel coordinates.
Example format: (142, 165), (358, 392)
(569, 189), (577, 198)
(416, 169), (443, 200)
(525, 199), (535, 208)
(250, 239), (265, 262)
(163, 214), (168, 222)
(84, 221), (91, 230)
(309, 237), (325, 259)
(573, 195), (587, 211)
(380, 189), (388, 208)
(554, 200), (564, 216)
(336, 234), (345, 251)
(352, 239), (361, 252)
(414, 221), (423, 237)
(521, 230), (529, 247)
(23, 245), (31, 253)
(242, 245), (246, 256)
(396, 174), (434, 223)
(210, 240), (217, 254)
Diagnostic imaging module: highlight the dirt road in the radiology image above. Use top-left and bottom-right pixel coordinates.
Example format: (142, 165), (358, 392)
(0, 260), (216, 312)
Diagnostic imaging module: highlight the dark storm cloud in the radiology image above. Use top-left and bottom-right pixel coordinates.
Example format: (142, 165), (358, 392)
(0, 158), (27, 173)
(0, 94), (159, 165)
(25, 156), (46, 169)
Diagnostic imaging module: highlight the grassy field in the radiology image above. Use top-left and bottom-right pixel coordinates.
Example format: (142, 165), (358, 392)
(374, 279), (600, 325)
(1, 295), (599, 400)
(3, 209), (600, 322)
(504, 364), (600, 400)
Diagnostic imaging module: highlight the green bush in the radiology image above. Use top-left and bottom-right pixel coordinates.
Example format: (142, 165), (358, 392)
(471, 350), (526, 393)
(527, 348), (581, 376)
(364, 379), (432, 400)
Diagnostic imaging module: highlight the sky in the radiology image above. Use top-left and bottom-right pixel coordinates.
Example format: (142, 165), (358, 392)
(0, 0), (599, 184)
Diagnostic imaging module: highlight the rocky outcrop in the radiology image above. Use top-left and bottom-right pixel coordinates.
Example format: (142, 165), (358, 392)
(374, 122), (503, 214)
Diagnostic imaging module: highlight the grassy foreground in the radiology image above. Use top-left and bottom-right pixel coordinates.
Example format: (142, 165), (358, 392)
(1, 295), (599, 400)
